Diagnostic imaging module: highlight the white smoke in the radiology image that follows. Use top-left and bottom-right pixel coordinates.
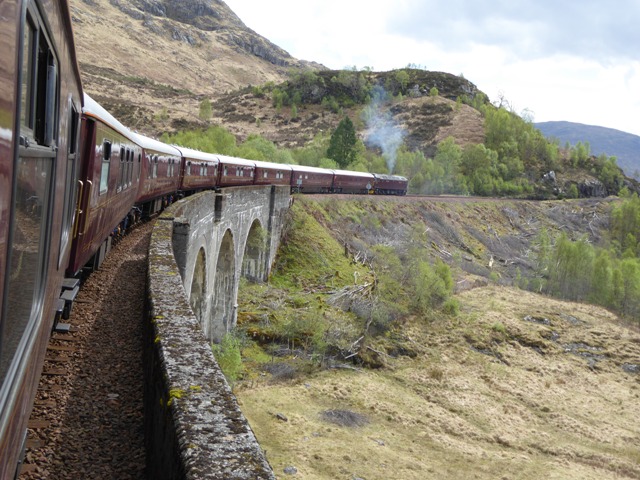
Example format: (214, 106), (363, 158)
(363, 86), (407, 173)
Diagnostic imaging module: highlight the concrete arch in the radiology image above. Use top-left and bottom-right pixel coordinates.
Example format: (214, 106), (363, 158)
(189, 247), (207, 335)
(242, 219), (268, 283)
(211, 229), (235, 341)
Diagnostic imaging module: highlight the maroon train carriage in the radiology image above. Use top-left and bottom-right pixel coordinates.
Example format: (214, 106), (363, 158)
(0, 0), (83, 477)
(373, 173), (409, 195)
(175, 145), (219, 194)
(133, 132), (182, 216)
(217, 155), (256, 187)
(67, 94), (142, 274)
(290, 164), (335, 193)
(332, 169), (375, 194)
(253, 160), (293, 186)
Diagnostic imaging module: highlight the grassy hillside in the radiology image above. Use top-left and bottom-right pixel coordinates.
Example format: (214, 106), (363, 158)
(226, 195), (640, 479)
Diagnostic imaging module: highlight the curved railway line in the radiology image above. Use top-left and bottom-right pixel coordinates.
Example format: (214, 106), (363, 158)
(18, 223), (152, 479)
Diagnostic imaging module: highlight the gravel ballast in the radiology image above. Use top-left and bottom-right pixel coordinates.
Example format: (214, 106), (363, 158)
(19, 222), (152, 479)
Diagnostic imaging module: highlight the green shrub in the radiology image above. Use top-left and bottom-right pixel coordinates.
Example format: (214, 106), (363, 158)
(212, 333), (244, 385)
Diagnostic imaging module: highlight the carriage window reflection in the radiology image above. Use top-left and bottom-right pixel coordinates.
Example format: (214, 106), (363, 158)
(0, 157), (52, 385)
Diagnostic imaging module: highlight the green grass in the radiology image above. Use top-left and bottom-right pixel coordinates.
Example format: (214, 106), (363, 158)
(271, 198), (371, 290)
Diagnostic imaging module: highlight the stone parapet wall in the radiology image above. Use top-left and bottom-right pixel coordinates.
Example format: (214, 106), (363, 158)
(144, 188), (285, 479)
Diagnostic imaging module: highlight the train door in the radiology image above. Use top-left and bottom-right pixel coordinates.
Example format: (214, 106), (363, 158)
(58, 99), (80, 269)
(67, 117), (95, 274)
(0, 0), (60, 434)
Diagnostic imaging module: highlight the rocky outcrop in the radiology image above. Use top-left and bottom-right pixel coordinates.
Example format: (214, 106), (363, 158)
(576, 178), (607, 197)
(110, 0), (299, 67)
(222, 31), (294, 67)
(163, 0), (227, 31)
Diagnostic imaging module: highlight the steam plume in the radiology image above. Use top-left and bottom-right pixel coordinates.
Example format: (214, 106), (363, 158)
(363, 86), (407, 173)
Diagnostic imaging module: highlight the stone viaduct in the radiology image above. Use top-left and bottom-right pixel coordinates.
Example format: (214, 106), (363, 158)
(171, 186), (290, 342)
(144, 186), (291, 479)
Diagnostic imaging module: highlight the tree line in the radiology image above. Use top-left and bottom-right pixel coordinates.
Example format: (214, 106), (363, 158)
(531, 194), (640, 321)
(183, 67), (626, 199)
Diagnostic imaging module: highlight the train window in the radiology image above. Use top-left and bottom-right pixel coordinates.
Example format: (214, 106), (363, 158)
(153, 155), (158, 178)
(20, 15), (36, 132)
(137, 152), (141, 181)
(100, 140), (111, 194)
(204, 164), (208, 176)
(0, 156), (54, 389)
(125, 148), (131, 187)
(263, 171), (268, 178)
(19, 4), (58, 147)
(36, 33), (57, 145)
(103, 141), (112, 160)
(118, 146), (125, 191)
(128, 149), (133, 186)
(224, 166), (228, 176)
(186, 161), (191, 176)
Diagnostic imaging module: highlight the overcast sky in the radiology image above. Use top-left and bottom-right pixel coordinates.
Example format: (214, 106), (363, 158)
(224, 0), (640, 137)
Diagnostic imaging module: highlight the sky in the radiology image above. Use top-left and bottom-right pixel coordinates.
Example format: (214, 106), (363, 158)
(224, 0), (640, 137)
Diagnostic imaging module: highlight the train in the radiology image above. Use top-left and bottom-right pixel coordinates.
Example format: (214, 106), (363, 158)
(0, 0), (408, 477)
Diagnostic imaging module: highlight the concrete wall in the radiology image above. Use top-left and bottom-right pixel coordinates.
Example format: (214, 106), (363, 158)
(144, 186), (290, 479)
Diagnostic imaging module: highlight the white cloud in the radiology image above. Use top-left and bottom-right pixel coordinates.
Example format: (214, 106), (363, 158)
(387, 0), (640, 63)
(223, 0), (640, 136)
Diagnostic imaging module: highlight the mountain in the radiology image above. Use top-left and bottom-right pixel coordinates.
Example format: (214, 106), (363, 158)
(69, 0), (486, 151)
(69, 0), (637, 198)
(209, 69), (485, 153)
(70, 0), (322, 129)
(535, 121), (640, 178)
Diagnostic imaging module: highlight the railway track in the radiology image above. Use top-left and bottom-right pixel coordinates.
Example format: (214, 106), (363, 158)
(305, 193), (522, 203)
(18, 222), (153, 479)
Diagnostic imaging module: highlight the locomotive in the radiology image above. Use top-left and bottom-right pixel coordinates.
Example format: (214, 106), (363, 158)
(0, 0), (408, 477)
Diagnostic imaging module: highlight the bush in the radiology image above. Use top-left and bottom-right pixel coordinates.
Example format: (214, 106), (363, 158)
(442, 298), (460, 316)
(410, 258), (454, 315)
(211, 333), (244, 385)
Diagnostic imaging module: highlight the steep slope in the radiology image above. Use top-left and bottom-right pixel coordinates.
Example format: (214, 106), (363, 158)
(536, 121), (640, 178)
(234, 196), (640, 480)
(70, 0), (321, 129)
